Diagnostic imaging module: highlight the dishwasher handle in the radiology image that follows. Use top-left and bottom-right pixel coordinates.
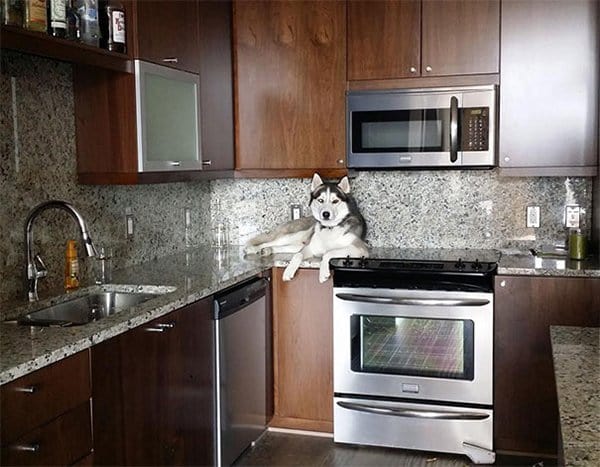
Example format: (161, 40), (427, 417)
(213, 277), (268, 320)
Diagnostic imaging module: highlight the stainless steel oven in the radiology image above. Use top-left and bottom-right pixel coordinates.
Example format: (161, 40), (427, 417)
(347, 85), (497, 169)
(331, 257), (497, 464)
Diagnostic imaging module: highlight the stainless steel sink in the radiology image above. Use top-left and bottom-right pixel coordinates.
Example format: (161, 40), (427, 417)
(17, 291), (159, 327)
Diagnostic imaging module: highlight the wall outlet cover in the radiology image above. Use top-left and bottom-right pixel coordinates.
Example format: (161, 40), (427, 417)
(526, 206), (540, 228)
(565, 205), (580, 228)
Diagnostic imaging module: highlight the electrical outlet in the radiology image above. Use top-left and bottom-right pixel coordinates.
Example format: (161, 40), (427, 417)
(184, 208), (192, 228)
(565, 205), (580, 228)
(125, 207), (134, 238)
(290, 204), (302, 220)
(526, 206), (540, 228)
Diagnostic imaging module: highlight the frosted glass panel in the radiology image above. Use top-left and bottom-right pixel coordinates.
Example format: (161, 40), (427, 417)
(144, 73), (198, 162)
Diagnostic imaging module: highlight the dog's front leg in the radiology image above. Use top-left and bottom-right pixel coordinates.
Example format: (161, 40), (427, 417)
(282, 246), (311, 282)
(319, 245), (368, 283)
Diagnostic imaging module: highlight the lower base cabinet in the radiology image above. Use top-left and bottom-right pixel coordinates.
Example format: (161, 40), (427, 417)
(494, 276), (600, 456)
(271, 268), (333, 432)
(91, 297), (214, 466)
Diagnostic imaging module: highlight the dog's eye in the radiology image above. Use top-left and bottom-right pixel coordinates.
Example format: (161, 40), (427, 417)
(332, 199), (339, 204)
(318, 199), (324, 203)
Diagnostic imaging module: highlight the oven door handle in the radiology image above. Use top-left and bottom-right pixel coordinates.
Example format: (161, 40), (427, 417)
(337, 401), (490, 421)
(450, 95), (459, 163)
(335, 293), (489, 307)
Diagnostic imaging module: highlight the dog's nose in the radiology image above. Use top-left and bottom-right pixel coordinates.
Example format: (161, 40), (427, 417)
(322, 211), (330, 219)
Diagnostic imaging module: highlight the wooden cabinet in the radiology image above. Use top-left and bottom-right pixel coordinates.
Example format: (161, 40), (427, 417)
(499, 0), (598, 177)
(494, 276), (600, 456)
(271, 268), (333, 432)
(75, 0), (235, 184)
(348, 0), (499, 82)
(134, 0), (200, 73)
(91, 297), (214, 466)
(0, 351), (92, 466)
(233, 0), (347, 177)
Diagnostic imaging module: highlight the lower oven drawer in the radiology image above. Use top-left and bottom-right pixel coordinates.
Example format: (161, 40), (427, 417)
(334, 396), (494, 464)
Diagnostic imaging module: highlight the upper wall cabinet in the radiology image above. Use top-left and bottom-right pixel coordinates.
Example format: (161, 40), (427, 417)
(134, 0), (201, 73)
(499, 0), (598, 177)
(348, 0), (499, 81)
(233, 0), (347, 177)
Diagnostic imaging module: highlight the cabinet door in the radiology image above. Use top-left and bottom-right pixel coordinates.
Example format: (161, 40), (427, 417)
(92, 297), (214, 466)
(499, 0), (598, 176)
(198, 0), (234, 171)
(494, 276), (600, 455)
(136, 0), (200, 74)
(271, 268), (333, 432)
(348, 0), (420, 80)
(422, 0), (499, 76)
(234, 0), (346, 171)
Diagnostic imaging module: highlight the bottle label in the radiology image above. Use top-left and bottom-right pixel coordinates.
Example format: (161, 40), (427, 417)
(70, 258), (79, 275)
(50, 0), (67, 25)
(111, 10), (125, 44)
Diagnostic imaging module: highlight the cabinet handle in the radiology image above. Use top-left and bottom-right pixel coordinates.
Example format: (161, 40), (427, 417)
(156, 322), (175, 329)
(162, 57), (179, 63)
(202, 160), (212, 166)
(12, 443), (40, 452)
(500, 280), (506, 287)
(504, 156), (511, 162)
(409, 66), (417, 74)
(15, 385), (38, 394)
(425, 66), (432, 72)
(337, 159), (344, 164)
(168, 161), (181, 167)
(145, 327), (166, 332)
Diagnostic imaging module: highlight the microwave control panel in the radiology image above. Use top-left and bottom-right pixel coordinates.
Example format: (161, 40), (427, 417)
(461, 107), (489, 151)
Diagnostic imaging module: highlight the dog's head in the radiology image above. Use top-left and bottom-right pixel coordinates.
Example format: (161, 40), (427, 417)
(309, 174), (351, 227)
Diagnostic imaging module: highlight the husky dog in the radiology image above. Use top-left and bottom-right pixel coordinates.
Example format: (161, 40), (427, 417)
(245, 174), (369, 283)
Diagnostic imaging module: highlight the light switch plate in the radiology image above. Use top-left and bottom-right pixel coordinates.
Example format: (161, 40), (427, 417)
(565, 205), (580, 228)
(526, 206), (540, 228)
(290, 204), (302, 220)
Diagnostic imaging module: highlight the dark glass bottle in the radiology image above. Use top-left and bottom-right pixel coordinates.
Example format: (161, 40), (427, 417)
(65, 0), (79, 40)
(47, 0), (66, 37)
(76, 0), (99, 47)
(99, 0), (125, 53)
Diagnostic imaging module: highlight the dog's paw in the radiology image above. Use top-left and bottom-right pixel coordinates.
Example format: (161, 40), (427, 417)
(260, 247), (273, 257)
(318, 267), (331, 283)
(244, 245), (261, 256)
(282, 266), (296, 282)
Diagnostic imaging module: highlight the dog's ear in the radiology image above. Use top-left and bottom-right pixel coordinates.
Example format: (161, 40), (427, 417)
(338, 176), (351, 194)
(311, 173), (323, 191)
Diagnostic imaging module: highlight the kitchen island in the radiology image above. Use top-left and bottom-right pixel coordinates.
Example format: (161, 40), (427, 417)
(551, 326), (600, 467)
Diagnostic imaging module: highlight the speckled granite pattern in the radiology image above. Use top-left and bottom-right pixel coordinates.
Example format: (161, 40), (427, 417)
(498, 252), (600, 277)
(0, 245), (271, 385)
(0, 51), (211, 304)
(210, 171), (592, 250)
(551, 326), (600, 467)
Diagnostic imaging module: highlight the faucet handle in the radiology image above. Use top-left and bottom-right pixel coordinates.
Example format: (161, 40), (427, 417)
(34, 255), (48, 278)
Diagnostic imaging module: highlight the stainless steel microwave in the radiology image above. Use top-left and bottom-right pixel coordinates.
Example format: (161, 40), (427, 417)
(347, 86), (497, 169)
(135, 60), (202, 172)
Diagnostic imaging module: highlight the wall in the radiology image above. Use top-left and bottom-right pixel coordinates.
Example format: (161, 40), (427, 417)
(0, 52), (211, 304)
(211, 172), (592, 250)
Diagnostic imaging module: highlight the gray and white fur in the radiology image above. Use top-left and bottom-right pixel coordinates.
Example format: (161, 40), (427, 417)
(245, 174), (369, 283)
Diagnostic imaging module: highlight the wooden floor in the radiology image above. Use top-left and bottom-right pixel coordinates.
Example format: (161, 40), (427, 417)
(234, 431), (553, 466)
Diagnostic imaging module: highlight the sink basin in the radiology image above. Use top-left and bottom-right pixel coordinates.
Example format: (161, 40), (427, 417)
(17, 291), (159, 327)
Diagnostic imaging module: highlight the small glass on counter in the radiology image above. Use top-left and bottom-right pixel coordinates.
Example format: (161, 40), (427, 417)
(93, 245), (113, 284)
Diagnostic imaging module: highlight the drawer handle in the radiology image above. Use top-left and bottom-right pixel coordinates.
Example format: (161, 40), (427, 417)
(162, 57), (179, 63)
(15, 385), (38, 394)
(202, 160), (212, 166)
(145, 327), (166, 332)
(168, 161), (181, 167)
(12, 443), (40, 452)
(156, 322), (175, 329)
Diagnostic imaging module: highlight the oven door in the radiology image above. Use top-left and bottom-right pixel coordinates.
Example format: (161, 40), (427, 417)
(333, 287), (493, 405)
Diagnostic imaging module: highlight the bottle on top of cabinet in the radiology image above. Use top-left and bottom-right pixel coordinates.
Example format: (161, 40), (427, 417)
(47, 0), (67, 37)
(23, 0), (46, 32)
(1, 0), (24, 26)
(75, 0), (99, 46)
(65, 0), (80, 40)
(99, 0), (125, 53)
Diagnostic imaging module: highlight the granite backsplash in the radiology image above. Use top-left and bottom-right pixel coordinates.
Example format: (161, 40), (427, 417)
(0, 51), (594, 303)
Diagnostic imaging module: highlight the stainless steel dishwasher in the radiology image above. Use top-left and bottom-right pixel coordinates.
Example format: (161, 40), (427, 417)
(213, 277), (268, 466)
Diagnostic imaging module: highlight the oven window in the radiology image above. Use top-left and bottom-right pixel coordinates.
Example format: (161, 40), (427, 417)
(351, 316), (474, 380)
(352, 109), (450, 153)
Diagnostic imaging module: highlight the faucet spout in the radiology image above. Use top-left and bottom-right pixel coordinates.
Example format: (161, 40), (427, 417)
(25, 200), (98, 302)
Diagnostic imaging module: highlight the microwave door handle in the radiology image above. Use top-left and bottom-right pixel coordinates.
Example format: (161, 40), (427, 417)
(337, 401), (490, 421)
(450, 96), (459, 163)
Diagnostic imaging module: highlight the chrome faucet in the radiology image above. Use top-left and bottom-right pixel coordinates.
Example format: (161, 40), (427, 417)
(25, 201), (98, 302)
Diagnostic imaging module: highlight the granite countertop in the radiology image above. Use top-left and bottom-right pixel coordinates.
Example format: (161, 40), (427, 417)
(2, 245), (598, 386)
(498, 251), (600, 277)
(551, 326), (600, 467)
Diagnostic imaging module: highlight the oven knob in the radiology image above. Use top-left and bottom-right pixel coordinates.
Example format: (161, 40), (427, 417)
(359, 256), (368, 268)
(472, 259), (482, 270)
(455, 258), (466, 269)
(343, 256), (352, 267)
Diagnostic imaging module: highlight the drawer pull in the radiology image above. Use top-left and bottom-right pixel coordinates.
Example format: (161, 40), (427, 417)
(15, 385), (38, 394)
(156, 322), (175, 329)
(162, 57), (179, 63)
(12, 443), (40, 452)
(145, 327), (166, 332)
(202, 160), (212, 166)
